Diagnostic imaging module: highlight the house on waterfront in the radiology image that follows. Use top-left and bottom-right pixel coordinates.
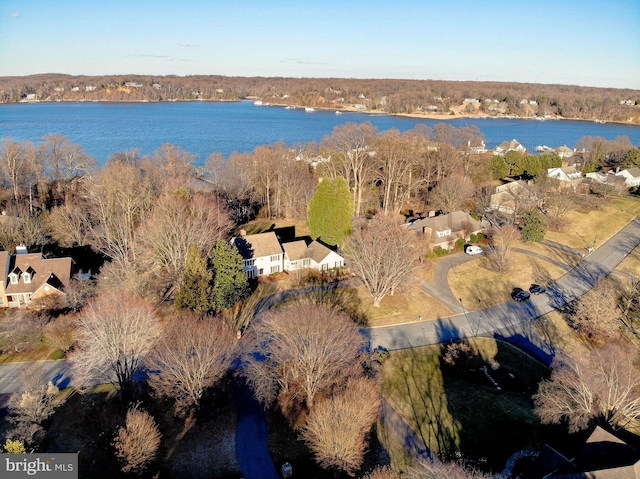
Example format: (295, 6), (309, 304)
(615, 167), (640, 187)
(554, 145), (574, 159)
(231, 231), (345, 278)
(547, 166), (582, 185)
(493, 139), (527, 156)
(0, 247), (72, 308)
(407, 211), (482, 250)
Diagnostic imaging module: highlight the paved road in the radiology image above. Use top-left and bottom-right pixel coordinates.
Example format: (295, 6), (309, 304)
(0, 359), (71, 395)
(367, 216), (640, 353)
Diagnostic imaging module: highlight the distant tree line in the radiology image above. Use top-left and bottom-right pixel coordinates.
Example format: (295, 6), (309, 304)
(2, 73), (639, 123)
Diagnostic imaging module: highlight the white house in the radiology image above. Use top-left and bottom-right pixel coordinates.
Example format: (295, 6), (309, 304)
(615, 168), (640, 187)
(283, 240), (344, 272)
(493, 139), (527, 156)
(547, 166), (582, 185)
(231, 232), (345, 278)
(231, 232), (283, 279)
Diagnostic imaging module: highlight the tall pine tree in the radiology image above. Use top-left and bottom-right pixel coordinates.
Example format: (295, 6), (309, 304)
(307, 177), (354, 246)
(175, 244), (213, 314)
(210, 240), (250, 313)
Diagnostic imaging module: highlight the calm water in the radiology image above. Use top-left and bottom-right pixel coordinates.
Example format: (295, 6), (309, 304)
(1, 101), (639, 165)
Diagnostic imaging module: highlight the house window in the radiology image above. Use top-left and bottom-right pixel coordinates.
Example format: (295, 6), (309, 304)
(302, 258), (310, 267)
(436, 229), (451, 238)
(244, 259), (255, 266)
(246, 269), (256, 279)
(321, 264), (329, 271)
(270, 255), (280, 262)
(335, 261), (342, 268)
(270, 265), (280, 274)
(9, 273), (18, 285)
(22, 273), (31, 284)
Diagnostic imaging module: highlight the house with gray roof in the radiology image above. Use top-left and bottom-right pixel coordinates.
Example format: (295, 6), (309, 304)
(615, 167), (640, 187)
(407, 211), (482, 249)
(493, 139), (527, 156)
(547, 166), (582, 185)
(231, 231), (284, 279)
(231, 232), (345, 278)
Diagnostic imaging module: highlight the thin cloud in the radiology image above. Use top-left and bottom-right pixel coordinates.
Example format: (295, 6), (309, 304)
(10, 12), (20, 18)
(178, 43), (198, 48)
(282, 58), (329, 65)
(127, 54), (171, 59)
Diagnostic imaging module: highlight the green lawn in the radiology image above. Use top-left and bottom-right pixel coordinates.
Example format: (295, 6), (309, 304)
(381, 338), (575, 472)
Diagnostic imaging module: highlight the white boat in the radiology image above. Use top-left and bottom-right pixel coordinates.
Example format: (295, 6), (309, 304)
(284, 106), (291, 110)
(305, 107), (315, 112)
(335, 110), (342, 115)
(254, 100), (263, 106)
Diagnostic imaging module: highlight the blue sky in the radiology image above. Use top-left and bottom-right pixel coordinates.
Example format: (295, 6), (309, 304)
(1, 0), (639, 89)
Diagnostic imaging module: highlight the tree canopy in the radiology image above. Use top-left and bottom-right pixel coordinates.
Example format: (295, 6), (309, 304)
(307, 176), (354, 246)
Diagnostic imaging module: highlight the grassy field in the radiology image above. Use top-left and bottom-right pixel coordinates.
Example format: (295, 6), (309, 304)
(544, 196), (640, 249)
(381, 338), (580, 473)
(448, 252), (569, 309)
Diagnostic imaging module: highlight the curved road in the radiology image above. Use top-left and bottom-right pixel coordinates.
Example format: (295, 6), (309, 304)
(366, 216), (640, 357)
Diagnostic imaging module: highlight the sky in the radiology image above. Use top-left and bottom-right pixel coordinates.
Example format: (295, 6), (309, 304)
(1, 0), (639, 89)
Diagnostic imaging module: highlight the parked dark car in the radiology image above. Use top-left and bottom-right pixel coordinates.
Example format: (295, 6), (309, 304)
(529, 284), (546, 295)
(511, 288), (531, 302)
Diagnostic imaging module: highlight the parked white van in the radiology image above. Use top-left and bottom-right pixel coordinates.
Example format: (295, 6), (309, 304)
(465, 245), (483, 255)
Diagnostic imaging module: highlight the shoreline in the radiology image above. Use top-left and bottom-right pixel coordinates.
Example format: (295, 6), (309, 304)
(4, 98), (639, 127)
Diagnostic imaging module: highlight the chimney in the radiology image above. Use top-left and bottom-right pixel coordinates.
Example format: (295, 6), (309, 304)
(15, 245), (28, 255)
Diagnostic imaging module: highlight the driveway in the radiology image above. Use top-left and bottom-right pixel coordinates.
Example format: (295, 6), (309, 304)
(367, 216), (640, 354)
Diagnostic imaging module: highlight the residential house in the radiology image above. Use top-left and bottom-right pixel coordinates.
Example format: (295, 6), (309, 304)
(615, 167), (640, 187)
(407, 211), (482, 249)
(525, 426), (640, 478)
(489, 180), (538, 214)
(231, 232), (345, 278)
(283, 240), (344, 272)
(231, 232), (284, 279)
(554, 145), (574, 159)
(547, 166), (582, 185)
(493, 139), (527, 156)
(0, 247), (72, 308)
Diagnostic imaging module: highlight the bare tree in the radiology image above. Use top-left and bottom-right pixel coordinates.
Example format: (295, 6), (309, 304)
(573, 278), (622, 340)
(344, 215), (423, 307)
(0, 310), (48, 354)
(405, 458), (491, 479)
(536, 179), (581, 230)
(113, 405), (161, 474)
(429, 175), (476, 213)
(363, 466), (398, 479)
(138, 190), (232, 291)
(485, 224), (520, 271)
(300, 377), (381, 476)
(69, 291), (161, 392)
(241, 302), (364, 413)
(8, 363), (66, 444)
(146, 314), (237, 417)
(321, 122), (378, 217)
(533, 342), (640, 432)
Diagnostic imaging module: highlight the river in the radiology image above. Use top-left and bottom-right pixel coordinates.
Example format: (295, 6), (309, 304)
(1, 101), (639, 165)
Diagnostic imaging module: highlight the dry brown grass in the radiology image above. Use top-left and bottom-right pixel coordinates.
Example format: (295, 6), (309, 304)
(448, 253), (568, 309)
(616, 245), (640, 278)
(545, 196), (640, 249)
(359, 277), (452, 327)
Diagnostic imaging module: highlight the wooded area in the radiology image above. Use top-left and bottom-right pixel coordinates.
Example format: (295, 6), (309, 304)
(2, 73), (639, 123)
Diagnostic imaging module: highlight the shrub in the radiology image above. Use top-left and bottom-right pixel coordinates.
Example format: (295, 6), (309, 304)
(425, 252), (438, 259)
(50, 349), (65, 360)
(433, 246), (449, 257)
(454, 238), (465, 250)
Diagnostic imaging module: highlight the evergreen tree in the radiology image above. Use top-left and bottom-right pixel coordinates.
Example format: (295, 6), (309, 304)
(307, 177), (354, 246)
(210, 240), (250, 313)
(491, 156), (509, 179)
(175, 244), (213, 313)
(521, 210), (546, 243)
